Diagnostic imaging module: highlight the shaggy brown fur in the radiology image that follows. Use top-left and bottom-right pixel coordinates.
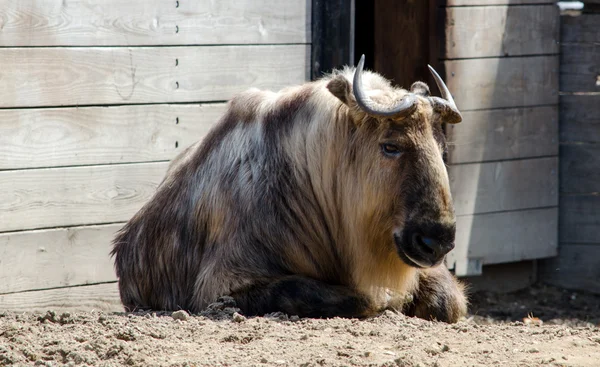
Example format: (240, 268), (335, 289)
(111, 65), (467, 323)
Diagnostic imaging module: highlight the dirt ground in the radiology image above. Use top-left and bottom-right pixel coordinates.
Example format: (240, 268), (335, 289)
(2, 283), (600, 367)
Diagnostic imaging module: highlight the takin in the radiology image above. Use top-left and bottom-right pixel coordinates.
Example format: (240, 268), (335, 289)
(111, 55), (468, 323)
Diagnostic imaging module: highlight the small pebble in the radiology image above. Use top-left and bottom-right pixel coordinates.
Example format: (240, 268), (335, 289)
(232, 312), (246, 322)
(172, 310), (190, 321)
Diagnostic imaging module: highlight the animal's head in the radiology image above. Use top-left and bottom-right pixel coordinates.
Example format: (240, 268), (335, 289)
(325, 55), (462, 269)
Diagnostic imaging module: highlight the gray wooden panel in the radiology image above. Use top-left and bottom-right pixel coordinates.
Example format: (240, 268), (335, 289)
(445, 0), (552, 4)
(0, 224), (122, 294)
(0, 104), (225, 170)
(444, 5), (559, 59)
(0, 162), (168, 232)
(0, 283), (122, 312)
(444, 56), (559, 110)
(0, 0), (309, 46)
(448, 207), (558, 271)
(559, 195), (600, 244)
(560, 144), (600, 193)
(540, 245), (600, 294)
(447, 106), (558, 164)
(561, 14), (600, 44)
(0, 45), (309, 108)
(560, 95), (600, 143)
(449, 157), (558, 216)
(560, 43), (600, 93)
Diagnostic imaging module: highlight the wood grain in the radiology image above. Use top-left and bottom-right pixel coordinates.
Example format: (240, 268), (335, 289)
(0, 224), (122, 294)
(540, 244), (600, 294)
(444, 56), (559, 110)
(0, 0), (310, 46)
(560, 43), (600, 93)
(0, 45), (309, 108)
(446, 106), (558, 164)
(449, 157), (558, 215)
(448, 207), (558, 269)
(443, 0), (553, 5)
(0, 104), (225, 170)
(0, 283), (123, 312)
(559, 95), (600, 143)
(0, 162), (168, 232)
(443, 5), (559, 59)
(560, 144), (600, 194)
(561, 14), (600, 44)
(559, 194), (600, 244)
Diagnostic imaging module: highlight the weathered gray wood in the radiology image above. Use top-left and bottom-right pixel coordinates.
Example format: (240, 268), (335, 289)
(0, 104), (225, 170)
(443, 5), (559, 59)
(447, 106), (558, 164)
(561, 14), (600, 44)
(449, 157), (558, 216)
(444, 0), (552, 4)
(560, 144), (600, 193)
(0, 224), (122, 294)
(448, 207), (558, 273)
(559, 194), (600, 244)
(0, 162), (168, 233)
(560, 43), (600, 93)
(0, 283), (122, 312)
(540, 245), (600, 294)
(444, 56), (559, 110)
(0, 0), (309, 46)
(560, 95), (600, 143)
(0, 45), (309, 108)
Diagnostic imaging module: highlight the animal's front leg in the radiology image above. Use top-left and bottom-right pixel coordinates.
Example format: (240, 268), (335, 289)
(230, 275), (378, 318)
(403, 265), (468, 323)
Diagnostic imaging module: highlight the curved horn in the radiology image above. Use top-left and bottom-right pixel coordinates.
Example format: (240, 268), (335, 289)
(353, 55), (417, 118)
(427, 65), (462, 124)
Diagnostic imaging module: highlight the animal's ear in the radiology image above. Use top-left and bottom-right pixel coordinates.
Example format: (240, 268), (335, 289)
(410, 81), (430, 97)
(326, 75), (353, 106)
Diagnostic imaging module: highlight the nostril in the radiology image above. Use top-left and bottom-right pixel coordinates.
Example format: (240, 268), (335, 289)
(412, 233), (436, 254)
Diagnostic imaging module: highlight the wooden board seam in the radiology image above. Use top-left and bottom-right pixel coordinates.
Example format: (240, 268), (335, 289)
(0, 281), (118, 297)
(0, 221), (126, 236)
(455, 205), (558, 218)
(449, 154), (558, 166)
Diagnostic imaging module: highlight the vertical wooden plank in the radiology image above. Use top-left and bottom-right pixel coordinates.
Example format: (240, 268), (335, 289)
(373, 0), (434, 88)
(311, 0), (353, 79)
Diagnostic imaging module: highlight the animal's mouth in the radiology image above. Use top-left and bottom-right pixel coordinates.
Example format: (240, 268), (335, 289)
(393, 233), (441, 268)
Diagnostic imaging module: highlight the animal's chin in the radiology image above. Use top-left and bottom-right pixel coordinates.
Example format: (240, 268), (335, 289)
(393, 233), (440, 269)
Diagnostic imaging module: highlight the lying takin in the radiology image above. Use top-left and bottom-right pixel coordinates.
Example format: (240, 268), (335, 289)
(111, 55), (468, 323)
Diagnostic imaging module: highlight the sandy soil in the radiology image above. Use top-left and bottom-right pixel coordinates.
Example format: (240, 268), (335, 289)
(2, 284), (600, 367)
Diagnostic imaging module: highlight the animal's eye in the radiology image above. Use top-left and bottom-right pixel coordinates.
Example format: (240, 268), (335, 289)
(381, 143), (402, 158)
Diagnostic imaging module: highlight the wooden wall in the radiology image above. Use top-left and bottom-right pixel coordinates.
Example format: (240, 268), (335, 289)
(438, 1), (560, 276)
(540, 3), (600, 293)
(0, 0), (310, 312)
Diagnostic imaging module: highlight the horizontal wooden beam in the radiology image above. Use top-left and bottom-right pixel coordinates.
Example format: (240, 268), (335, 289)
(561, 13), (600, 44)
(559, 94), (600, 143)
(560, 43), (600, 93)
(443, 5), (558, 59)
(540, 244), (600, 294)
(0, 162), (168, 232)
(441, 0), (553, 5)
(560, 144), (600, 194)
(0, 45), (309, 108)
(559, 195), (600, 244)
(449, 207), (558, 274)
(0, 224), (122, 294)
(450, 157), (558, 216)
(0, 283), (122, 312)
(0, 104), (225, 170)
(0, 0), (310, 46)
(444, 56), (559, 110)
(447, 106), (558, 164)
